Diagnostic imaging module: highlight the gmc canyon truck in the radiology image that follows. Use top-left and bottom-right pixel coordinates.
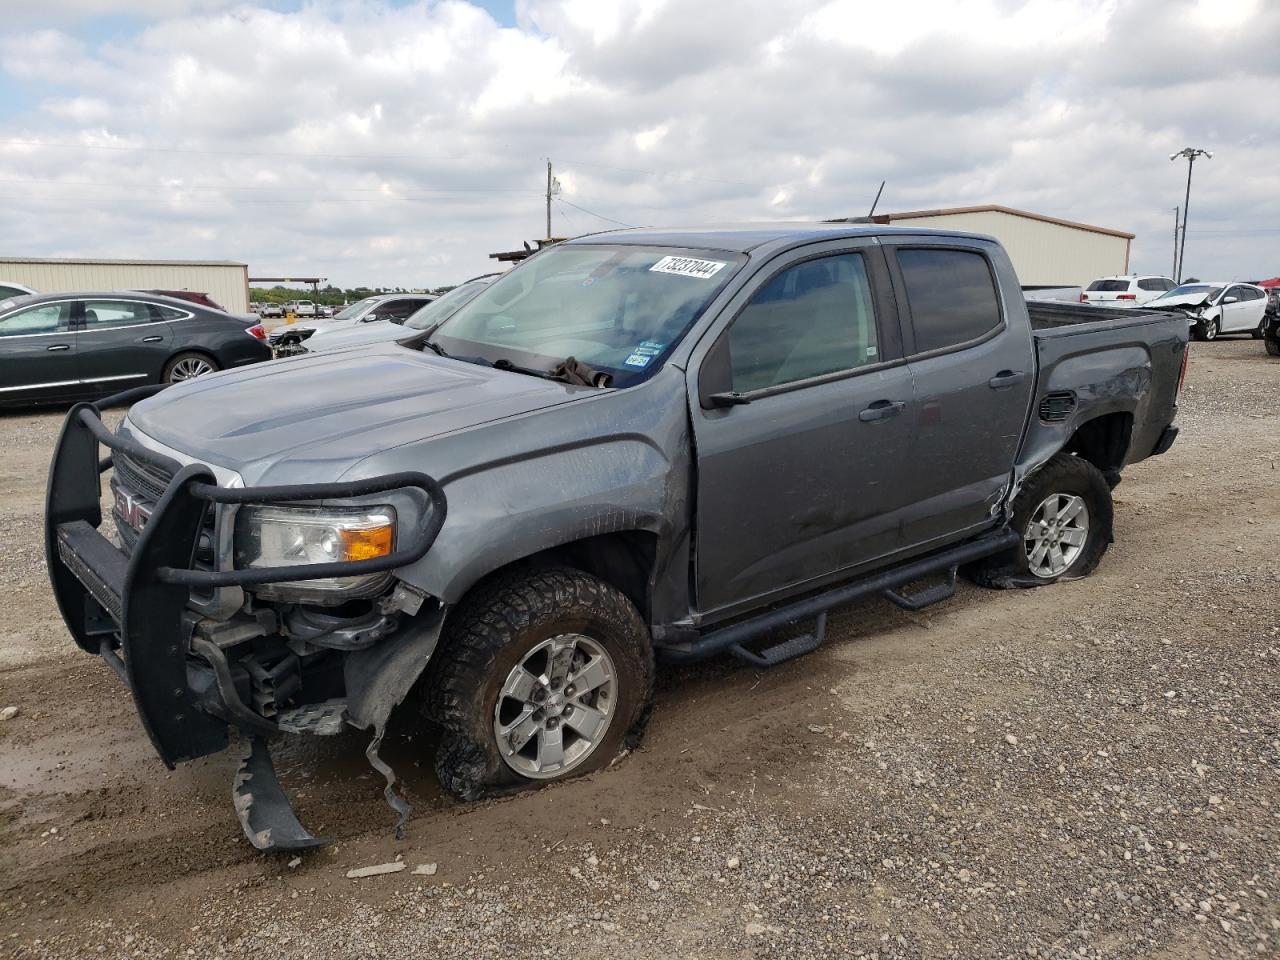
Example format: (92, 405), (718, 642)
(45, 224), (1187, 851)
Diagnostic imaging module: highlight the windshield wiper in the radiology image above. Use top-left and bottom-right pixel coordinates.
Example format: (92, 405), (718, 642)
(422, 339), (449, 358)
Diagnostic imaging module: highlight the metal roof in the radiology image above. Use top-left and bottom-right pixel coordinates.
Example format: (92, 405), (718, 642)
(0, 256), (247, 267)
(864, 205), (1135, 240)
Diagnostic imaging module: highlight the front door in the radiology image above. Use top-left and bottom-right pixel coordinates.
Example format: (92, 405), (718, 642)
(73, 298), (173, 392)
(690, 244), (916, 616)
(0, 300), (78, 403)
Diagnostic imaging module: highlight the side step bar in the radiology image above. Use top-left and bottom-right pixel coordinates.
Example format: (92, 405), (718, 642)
(658, 529), (1018, 666)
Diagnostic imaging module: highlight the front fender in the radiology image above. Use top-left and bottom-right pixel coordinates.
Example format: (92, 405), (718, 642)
(395, 434), (676, 603)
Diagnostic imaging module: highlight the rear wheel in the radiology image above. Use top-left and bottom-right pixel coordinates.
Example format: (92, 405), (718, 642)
(967, 453), (1113, 589)
(163, 352), (219, 383)
(424, 567), (654, 801)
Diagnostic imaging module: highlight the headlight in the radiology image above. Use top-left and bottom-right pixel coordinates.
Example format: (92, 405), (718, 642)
(234, 504), (397, 602)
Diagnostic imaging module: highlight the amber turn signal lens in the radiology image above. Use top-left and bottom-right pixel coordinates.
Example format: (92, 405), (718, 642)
(339, 524), (394, 561)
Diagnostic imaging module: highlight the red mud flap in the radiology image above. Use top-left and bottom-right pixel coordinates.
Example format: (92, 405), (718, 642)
(232, 737), (331, 852)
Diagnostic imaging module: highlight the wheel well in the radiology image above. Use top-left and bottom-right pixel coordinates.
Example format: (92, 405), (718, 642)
(164, 348), (218, 371)
(1063, 412), (1133, 480)
(468, 531), (659, 621)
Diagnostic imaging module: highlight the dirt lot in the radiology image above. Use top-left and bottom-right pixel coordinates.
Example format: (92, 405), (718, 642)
(1, 339), (1277, 959)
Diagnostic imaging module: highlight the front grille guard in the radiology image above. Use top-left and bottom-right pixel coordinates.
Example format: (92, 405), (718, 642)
(44, 382), (448, 770)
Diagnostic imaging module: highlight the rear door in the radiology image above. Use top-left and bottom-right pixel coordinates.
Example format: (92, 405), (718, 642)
(690, 241), (917, 616)
(74, 298), (175, 392)
(883, 240), (1035, 547)
(0, 300), (78, 402)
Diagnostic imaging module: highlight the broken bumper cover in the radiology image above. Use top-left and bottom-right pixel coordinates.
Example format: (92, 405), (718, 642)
(44, 384), (448, 848)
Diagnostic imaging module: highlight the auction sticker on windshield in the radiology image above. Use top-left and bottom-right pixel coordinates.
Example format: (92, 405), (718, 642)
(649, 255), (727, 279)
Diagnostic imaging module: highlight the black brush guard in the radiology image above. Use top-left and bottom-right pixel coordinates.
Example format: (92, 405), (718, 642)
(44, 384), (447, 850)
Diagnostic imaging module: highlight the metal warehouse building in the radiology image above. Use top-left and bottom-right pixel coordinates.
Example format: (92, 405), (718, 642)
(866, 205), (1134, 288)
(0, 257), (249, 312)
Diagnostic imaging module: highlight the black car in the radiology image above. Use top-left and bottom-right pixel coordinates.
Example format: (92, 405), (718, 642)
(0, 291), (271, 407)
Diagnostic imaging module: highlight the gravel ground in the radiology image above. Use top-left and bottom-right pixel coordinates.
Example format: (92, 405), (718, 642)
(1, 338), (1277, 959)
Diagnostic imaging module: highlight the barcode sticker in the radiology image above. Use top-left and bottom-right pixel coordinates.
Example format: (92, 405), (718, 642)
(649, 255), (727, 279)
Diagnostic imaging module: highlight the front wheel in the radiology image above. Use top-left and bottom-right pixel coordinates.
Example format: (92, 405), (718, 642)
(966, 453), (1113, 589)
(1265, 336), (1280, 357)
(424, 567), (654, 801)
(1196, 317), (1219, 341)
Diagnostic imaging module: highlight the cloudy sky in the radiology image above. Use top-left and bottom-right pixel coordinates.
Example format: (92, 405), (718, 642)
(1, 0), (1276, 288)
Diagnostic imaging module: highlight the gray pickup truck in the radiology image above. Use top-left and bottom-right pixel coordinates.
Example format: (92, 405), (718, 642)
(45, 224), (1187, 850)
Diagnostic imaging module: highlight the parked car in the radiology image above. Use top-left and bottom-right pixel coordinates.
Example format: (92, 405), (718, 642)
(44, 224), (1186, 850)
(1080, 275), (1175, 306)
(137, 289), (227, 312)
(1147, 281), (1269, 340)
(300, 276), (499, 354)
(283, 299), (318, 318)
(269, 293), (437, 356)
(259, 302), (284, 319)
(0, 280), (37, 303)
(1261, 289), (1280, 356)
(0, 291), (271, 407)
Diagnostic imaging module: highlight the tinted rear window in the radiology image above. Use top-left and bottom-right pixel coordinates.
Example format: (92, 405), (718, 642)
(898, 249), (1002, 354)
(1087, 280), (1131, 292)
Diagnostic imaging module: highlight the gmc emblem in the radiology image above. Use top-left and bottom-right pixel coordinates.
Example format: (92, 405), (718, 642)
(113, 489), (153, 533)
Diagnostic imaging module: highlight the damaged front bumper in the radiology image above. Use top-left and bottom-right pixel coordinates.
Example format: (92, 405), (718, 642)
(44, 386), (448, 851)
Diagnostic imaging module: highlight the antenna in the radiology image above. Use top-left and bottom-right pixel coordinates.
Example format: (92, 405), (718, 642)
(868, 180), (886, 217)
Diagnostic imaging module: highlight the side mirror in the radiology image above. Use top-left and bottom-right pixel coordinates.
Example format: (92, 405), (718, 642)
(1223, 296), (1239, 304)
(698, 334), (750, 409)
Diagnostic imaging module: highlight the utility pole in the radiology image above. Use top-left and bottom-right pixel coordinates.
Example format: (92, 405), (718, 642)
(1172, 206), (1179, 280)
(1169, 147), (1212, 283)
(545, 160), (553, 242)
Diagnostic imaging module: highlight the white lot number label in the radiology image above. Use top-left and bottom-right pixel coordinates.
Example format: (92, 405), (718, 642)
(649, 255), (727, 279)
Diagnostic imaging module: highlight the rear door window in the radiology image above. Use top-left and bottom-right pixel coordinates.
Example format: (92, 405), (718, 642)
(897, 249), (1003, 354)
(81, 300), (154, 328)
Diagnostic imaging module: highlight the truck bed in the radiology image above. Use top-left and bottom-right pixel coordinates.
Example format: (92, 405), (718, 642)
(1027, 300), (1177, 330)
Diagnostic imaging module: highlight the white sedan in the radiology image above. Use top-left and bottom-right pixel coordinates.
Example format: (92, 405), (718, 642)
(1147, 282), (1269, 341)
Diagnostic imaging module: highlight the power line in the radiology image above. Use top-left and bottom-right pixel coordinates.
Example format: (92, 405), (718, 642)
(556, 197), (636, 228)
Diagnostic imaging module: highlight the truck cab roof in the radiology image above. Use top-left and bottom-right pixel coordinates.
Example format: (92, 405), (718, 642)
(567, 222), (993, 255)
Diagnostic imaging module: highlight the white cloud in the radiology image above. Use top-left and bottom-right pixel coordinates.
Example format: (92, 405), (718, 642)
(0, 0), (1275, 286)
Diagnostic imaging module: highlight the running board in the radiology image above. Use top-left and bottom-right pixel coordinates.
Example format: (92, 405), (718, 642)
(232, 736), (331, 852)
(659, 529), (1017, 666)
(882, 567), (957, 611)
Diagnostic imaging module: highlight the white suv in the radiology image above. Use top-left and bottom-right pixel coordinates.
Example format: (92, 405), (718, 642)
(1081, 275), (1176, 307)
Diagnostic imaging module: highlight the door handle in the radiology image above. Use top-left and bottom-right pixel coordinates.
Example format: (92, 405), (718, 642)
(141, 335), (163, 343)
(858, 399), (905, 422)
(46, 343), (71, 352)
(988, 370), (1028, 390)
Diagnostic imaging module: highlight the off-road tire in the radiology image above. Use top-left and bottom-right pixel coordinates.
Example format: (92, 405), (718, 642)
(966, 453), (1113, 589)
(1265, 336), (1280, 357)
(424, 567), (654, 801)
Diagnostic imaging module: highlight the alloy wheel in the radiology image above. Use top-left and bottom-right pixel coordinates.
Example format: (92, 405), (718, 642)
(169, 357), (214, 381)
(1024, 493), (1090, 578)
(493, 634), (617, 779)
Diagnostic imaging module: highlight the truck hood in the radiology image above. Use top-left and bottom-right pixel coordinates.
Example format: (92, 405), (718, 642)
(305, 319), (407, 353)
(125, 344), (586, 483)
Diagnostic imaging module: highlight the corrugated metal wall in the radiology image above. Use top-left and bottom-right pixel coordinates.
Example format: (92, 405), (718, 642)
(885, 210), (1130, 287)
(0, 260), (249, 312)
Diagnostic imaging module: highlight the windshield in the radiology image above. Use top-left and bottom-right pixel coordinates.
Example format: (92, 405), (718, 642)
(431, 245), (744, 385)
(334, 297), (379, 320)
(405, 278), (496, 330)
(1154, 284), (1223, 301)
